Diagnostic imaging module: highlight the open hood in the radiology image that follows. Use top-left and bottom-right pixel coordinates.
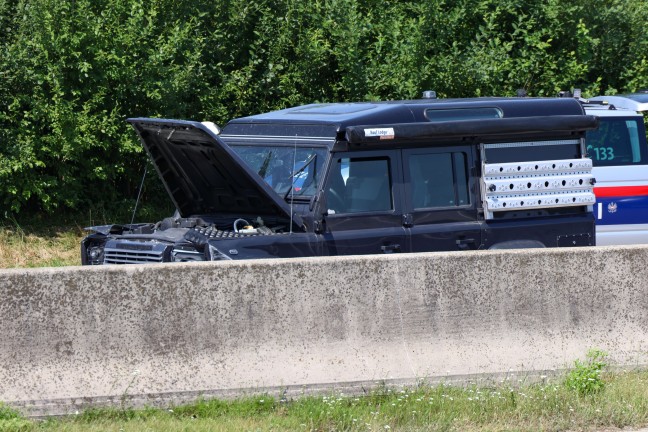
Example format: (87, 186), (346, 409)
(128, 118), (304, 229)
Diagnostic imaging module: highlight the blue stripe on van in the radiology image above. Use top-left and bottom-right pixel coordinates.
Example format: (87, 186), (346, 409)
(596, 195), (648, 225)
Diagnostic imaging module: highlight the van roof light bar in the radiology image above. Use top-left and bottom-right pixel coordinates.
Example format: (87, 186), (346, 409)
(421, 90), (437, 99)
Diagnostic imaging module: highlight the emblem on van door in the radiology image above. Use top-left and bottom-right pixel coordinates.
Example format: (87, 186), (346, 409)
(607, 202), (618, 213)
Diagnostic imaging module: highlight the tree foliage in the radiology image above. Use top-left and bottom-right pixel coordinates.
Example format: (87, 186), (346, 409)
(1, 0), (647, 217)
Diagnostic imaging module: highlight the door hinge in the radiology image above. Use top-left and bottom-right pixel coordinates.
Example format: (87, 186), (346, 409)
(402, 213), (413, 228)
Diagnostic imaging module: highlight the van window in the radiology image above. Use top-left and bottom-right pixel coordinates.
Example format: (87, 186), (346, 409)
(326, 157), (392, 213)
(586, 118), (647, 166)
(407, 152), (470, 208)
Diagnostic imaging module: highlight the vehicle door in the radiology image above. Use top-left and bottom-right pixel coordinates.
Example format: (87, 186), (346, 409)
(320, 150), (407, 255)
(402, 146), (482, 252)
(586, 114), (648, 245)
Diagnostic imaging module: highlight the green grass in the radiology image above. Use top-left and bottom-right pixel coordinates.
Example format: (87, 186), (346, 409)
(0, 224), (84, 268)
(3, 370), (648, 431)
(0, 204), (174, 269)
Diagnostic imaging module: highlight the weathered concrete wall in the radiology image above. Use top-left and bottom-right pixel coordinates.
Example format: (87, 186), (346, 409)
(1, 246), (648, 416)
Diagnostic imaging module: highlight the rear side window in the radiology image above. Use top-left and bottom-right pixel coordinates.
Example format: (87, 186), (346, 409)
(586, 118), (648, 166)
(407, 152), (470, 209)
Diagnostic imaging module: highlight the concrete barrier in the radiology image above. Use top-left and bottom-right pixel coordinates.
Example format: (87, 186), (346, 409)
(1, 246), (648, 416)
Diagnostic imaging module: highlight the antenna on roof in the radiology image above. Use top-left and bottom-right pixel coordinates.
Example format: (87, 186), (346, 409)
(516, 89), (528, 97)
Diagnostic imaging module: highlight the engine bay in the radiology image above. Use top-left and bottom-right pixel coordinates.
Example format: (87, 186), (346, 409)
(82, 214), (288, 265)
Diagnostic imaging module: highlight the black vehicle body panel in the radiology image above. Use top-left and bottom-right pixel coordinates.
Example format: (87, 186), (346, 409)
(483, 213), (595, 248)
(82, 97), (597, 265)
(206, 232), (322, 261)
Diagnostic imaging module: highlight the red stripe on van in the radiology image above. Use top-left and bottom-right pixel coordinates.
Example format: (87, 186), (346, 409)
(594, 185), (648, 198)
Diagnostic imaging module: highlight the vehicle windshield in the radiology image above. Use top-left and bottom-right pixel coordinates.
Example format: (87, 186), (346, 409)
(230, 145), (328, 198)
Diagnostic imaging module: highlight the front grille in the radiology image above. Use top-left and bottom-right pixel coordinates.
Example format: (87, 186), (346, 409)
(103, 240), (170, 264)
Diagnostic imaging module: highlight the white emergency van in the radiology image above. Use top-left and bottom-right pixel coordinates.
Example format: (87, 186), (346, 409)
(583, 92), (648, 245)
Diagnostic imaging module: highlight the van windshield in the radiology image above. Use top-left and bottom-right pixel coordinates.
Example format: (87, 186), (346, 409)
(230, 145), (328, 198)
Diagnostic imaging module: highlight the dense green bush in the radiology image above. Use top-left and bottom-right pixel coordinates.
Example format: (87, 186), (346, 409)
(1, 0), (647, 218)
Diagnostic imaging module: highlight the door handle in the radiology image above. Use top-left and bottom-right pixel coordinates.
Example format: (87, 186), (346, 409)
(381, 244), (401, 254)
(456, 238), (476, 250)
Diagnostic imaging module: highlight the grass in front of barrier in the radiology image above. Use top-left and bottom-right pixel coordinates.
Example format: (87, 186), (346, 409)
(0, 224), (84, 268)
(4, 363), (648, 431)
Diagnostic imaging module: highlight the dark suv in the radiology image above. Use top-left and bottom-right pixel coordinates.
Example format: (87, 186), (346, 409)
(81, 95), (598, 265)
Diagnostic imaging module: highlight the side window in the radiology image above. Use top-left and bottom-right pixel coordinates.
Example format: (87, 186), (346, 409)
(408, 152), (469, 209)
(326, 157), (392, 214)
(586, 118), (647, 166)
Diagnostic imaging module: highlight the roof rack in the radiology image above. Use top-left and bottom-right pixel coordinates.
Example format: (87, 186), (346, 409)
(558, 89), (609, 107)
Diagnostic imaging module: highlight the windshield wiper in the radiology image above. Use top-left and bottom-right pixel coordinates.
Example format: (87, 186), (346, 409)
(258, 151), (273, 178)
(284, 153), (318, 200)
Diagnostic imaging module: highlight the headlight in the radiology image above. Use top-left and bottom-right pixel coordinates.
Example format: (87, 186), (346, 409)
(87, 246), (104, 265)
(208, 244), (232, 261)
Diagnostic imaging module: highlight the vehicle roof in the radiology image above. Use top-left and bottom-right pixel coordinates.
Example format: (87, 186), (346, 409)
(222, 97), (585, 137)
(588, 93), (648, 113)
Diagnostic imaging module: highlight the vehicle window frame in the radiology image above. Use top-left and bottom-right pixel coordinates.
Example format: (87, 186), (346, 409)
(402, 147), (473, 212)
(322, 150), (401, 217)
